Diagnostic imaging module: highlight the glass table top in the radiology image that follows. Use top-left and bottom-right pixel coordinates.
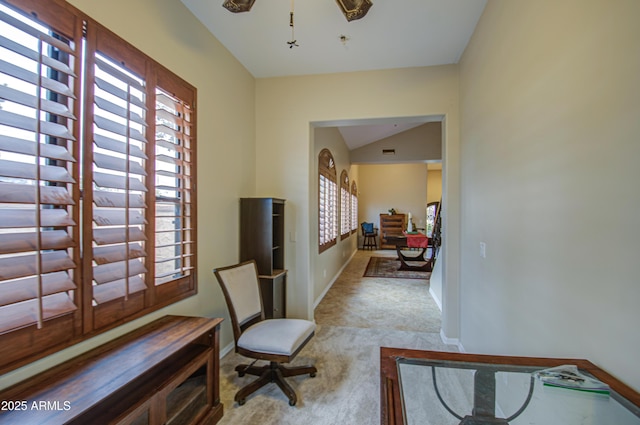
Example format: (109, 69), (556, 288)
(397, 357), (640, 425)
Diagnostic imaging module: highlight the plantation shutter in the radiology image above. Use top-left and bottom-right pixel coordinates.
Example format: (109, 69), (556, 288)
(340, 170), (349, 239)
(153, 68), (197, 301)
(0, 0), (81, 360)
(318, 149), (337, 252)
(83, 25), (150, 330)
(351, 181), (358, 234)
(319, 174), (329, 244)
(0, 0), (198, 373)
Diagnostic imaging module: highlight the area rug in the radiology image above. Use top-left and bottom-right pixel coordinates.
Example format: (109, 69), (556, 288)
(363, 256), (431, 279)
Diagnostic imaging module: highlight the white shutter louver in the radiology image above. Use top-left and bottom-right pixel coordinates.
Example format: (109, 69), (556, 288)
(0, 4), (78, 333)
(89, 53), (148, 307)
(340, 171), (349, 238)
(351, 182), (358, 233)
(318, 149), (338, 251)
(154, 89), (195, 285)
(330, 180), (337, 239)
(341, 186), (348, 236)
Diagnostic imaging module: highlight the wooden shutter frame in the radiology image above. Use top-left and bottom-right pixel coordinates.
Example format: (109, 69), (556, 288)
(0, 0), (84, 373)
(82, 17), (198, 332)
(153, 66), (198, 306)
(82, 20), (151, 332)
(0, 0), (198, 374)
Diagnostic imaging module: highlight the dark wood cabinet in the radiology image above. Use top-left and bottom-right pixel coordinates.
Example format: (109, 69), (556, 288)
(240, 198), (287, 319)
(379, 213), (407, 249)
(0, 316), (223, 425)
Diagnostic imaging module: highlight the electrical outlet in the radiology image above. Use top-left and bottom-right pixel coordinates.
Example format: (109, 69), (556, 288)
(479, 242), (486, 258)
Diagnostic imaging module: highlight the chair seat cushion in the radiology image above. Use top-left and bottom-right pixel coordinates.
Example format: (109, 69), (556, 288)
(238, 319), (315, 356)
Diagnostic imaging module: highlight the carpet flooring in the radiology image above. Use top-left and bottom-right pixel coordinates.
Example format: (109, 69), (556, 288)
(316, 255), (440, 333)
(217, 250), (454, 425)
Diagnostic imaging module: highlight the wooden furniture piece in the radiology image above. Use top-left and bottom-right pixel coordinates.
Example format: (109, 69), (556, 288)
(380, 347), (640, 425)
(240, 197), (286, 319)
(0, 316), (224, 425)
(379, 213), (407, 249)
(213, 260), (317, 407)
(361, 222), (378, 250)
(384, 232), (433, 272)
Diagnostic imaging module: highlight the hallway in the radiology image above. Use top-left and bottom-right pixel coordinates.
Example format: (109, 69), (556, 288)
(217, 249), (453, 424)
(314, 249), (441, 333)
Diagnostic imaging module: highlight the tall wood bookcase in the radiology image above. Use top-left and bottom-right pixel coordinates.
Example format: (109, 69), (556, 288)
(240, 198), (286, 318)
(379, 213), (407, 249)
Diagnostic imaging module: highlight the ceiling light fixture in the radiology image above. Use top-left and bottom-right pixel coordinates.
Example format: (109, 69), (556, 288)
(335, 0), (373, 22)
(222, 0), (255, 13)
(222, 0), (373, 23)
(287, 0), (299, 48)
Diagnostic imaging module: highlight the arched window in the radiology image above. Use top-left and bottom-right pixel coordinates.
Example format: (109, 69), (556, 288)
(319, 149), (337, 252)
(340, 170), (350, 240)
(351, 181), (358, 234)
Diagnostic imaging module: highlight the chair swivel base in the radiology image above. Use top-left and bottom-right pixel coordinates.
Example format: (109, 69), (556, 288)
(234, 361), (317, 406)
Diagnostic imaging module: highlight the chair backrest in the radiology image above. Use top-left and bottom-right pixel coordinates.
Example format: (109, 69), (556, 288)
(361, 222), (374, 234)
(214, 260), (264, 343)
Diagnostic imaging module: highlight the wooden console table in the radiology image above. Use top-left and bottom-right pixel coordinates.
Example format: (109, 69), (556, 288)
(383, 233), (432, 272)
(0, 315), (224, 425)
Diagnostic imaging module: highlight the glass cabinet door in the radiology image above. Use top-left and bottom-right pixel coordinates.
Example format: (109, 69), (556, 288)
(162, 350), (212, 425)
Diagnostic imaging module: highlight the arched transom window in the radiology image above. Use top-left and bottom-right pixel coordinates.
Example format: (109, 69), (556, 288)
(318, 149), (337, 252)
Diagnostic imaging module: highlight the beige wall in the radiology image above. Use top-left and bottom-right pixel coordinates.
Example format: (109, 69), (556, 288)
(459, 0), (640, 390)
(358, 164), (429, 232)
(255, 66), (462, 336)
(0, 0), (256, 390)
(427, 169), (442, 204)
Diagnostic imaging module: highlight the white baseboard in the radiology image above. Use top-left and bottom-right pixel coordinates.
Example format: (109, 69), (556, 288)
(313, 249), (357, 309)
(220, 341), (234, 359)
(440, 329), (465, 353)
(429, 287), (442, 311)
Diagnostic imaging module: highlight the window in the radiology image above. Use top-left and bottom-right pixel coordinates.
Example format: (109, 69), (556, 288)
(351, 181), (358, 234)
(0, 0), (197, 373)
(318, 149), (337, 253)
(339, 170), (350, 240)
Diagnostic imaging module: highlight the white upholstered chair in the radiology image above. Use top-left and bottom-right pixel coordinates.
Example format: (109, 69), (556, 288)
(213, 260), (317, 406)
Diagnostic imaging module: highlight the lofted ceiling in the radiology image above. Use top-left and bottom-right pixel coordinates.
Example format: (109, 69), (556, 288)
(338, 121), (427, 151)
(180, 0), (486, 149)
(316, 115), (443, 150)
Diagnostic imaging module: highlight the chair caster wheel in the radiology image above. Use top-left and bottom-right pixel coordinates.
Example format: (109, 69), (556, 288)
(238, 399), (246, 406)
(310, 372), (316, 377)
(238, 371), (245, 377)
(289, 399), (296, 406)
